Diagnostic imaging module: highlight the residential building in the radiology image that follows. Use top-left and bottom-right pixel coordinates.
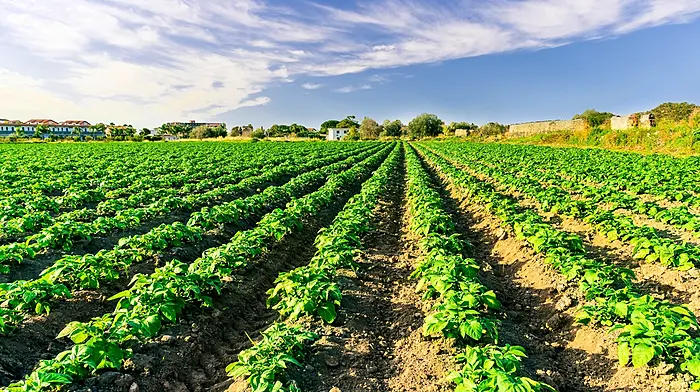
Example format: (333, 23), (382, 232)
(161, 134), (178, 141)
(0, 119), (99, 138)
(327, 128), (350, 141)
(0, 120), (32, 135)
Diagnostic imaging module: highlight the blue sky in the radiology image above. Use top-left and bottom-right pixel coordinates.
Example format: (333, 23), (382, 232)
(1, 0), (699, 129)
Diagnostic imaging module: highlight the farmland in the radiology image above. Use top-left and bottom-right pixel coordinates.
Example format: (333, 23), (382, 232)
(0, 141), (699, 392)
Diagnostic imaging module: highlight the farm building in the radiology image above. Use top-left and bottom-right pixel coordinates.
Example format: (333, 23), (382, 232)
(611, 114), (656, 130)
(161, 134), (179, 141)
(454, 129), (469, 137)
(327, 128), (350, 141)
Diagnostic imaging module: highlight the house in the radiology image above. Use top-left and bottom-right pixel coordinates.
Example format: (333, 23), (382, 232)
(0, 120), (31, 136)
(0, 118), (101, 138)
(161, 134), (178, 141)
(327, 128), (350, 141)
(25, 119), (93, 136)
(60, 120), (91, 134)
(454, 129), (469, 137)
(611, 113), (656, 130)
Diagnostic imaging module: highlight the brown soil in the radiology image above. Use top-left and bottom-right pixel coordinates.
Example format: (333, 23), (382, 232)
(68, 168), (377, 392)
(441, 152), (700, 318)
(0, 174), (287, 284)
(0, 290), (114, 386)
(288, 149), (455, 392)
(0, 165), (371, 389)
(418, 147), (693, 392)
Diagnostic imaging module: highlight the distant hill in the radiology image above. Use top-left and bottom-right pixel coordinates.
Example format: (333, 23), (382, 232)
(644, 102), (699, 123)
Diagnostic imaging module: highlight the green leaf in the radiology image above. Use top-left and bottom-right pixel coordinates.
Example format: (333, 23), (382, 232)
(161, 306), (177, 323)
(481, 290), (501, 310)
(463, 320), (483, 341)
(618, 342), (630, 366)
(144, 314), (161, 336)
(107, 290), (131, 301)
(70, 330), (89, 344)
(614, 302), (628, 318)
(56, 322), (80, 339)
(631, 344), (655, 368)
(683, 360), (700, 377)
(317, 303), (337, 324)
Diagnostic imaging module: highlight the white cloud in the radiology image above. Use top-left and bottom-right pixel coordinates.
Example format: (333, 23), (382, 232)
(335, 84), (373, 93)
(302, 83), (324, 90)
(0, 0), (698, 126)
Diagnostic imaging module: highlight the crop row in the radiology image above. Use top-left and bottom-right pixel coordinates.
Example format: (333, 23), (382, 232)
(451, 142), (700, 240)
(0, 144), (386, 334)
(0, 143), (365, 242)
(2, 143), (394, 391)
(428, 142), (700, 271)
(229, 143), (402, 391)
(0, 144), (377, 274)
(475, 143), (700, 209)
(0, 142), (351, 224)
(441, 143), (700, 239)
(417, 143), (700, 388)
(403, 145), (554, 391)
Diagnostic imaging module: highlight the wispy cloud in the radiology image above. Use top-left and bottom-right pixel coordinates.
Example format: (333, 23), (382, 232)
(335, 84), (373, 93)
(0, 0), (698, 126)
(302, 82), (324, 90)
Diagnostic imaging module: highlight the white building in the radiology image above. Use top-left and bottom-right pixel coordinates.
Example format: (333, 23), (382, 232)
(0, 119), (95, 137)
(326, 128), (350, 141)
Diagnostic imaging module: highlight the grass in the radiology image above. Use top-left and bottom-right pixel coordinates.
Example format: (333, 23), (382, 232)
(504, 123), (700, 157)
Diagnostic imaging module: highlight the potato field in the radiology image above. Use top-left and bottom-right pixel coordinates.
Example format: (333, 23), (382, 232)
(1, 141), (700, 392)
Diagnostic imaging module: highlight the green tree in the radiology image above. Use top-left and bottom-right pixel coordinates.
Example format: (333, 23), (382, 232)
(139, 128), (151, 136)
(123, 125), (136, 137)
(477, 122), (507, 136)
(447, 121), (478, 133)
(251, 127), (265, 139)
(572, 109), (614, 128)
(229, 126), (242, 137)
(190, 125), (211, 139)
(268, 124), (292, 137)
(336, 115), (359, 129)
(13, 126), (25, 137)
(320, 120), (340, 133)
(359, 117), (382, 139)
(212, 125), (227, 138)
(649, 102), (700, 123)
(382, 120), (403, 137)
(342, 126), (360, 141)
(289, 123), (307, 136)
(35, 124), (49, 137)
(89, 123), (106, 138)
(407, 113), (443, 138)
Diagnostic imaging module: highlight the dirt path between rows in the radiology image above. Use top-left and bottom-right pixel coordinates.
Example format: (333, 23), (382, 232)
(432, 149), (700, 320)
(420, 148), (694, 392)
(293, 149), (454, 392)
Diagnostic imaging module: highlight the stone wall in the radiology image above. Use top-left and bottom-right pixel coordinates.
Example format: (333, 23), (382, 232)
(507, 119), (586, 137)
